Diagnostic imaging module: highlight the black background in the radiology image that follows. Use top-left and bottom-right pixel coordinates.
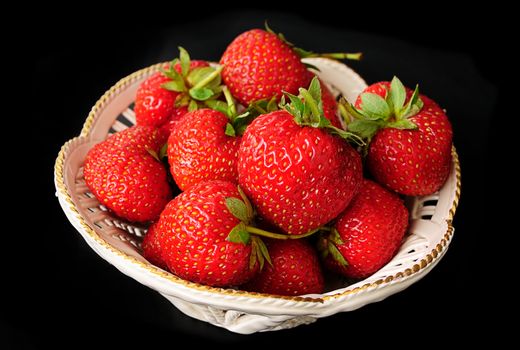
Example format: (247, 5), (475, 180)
(7, 8), (498, 348)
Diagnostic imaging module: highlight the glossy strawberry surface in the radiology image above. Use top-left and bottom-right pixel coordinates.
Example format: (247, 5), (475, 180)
(245, 239), (324, 296)
(157, 180), (257, 287)
(354, 81), (452, 195)
(323, 179), (409, 279)
(83, 126), (171, 222)
(220, 29), (311, 105)
(167, 109), (241, 191)
(238, 110), (362, 235)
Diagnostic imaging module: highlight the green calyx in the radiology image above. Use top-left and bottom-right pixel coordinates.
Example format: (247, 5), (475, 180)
(160, 47), (225, 112)
(318, 228), (349, 267)
(280, 77), (364, 146)
(224, 186), (324, 269)
(339, 76), (423, 143)
(265, 22), (362, 67)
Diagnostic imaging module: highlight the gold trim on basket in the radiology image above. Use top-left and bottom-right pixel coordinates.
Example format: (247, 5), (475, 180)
(55, 63), (462, 304)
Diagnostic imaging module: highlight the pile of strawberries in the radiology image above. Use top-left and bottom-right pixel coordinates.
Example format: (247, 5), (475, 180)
(83, 26), (453, 296)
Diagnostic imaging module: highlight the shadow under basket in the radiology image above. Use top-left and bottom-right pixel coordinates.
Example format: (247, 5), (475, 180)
(54, 58), (461, 334)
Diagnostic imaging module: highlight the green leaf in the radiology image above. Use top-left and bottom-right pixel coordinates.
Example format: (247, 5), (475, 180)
(187, 67), (216, 87)
(387, 119), (418, 130)
(359, 93), (391, 120)
(146, 148), (159, 161)
(307, 115), (331, 129)
(293, 46), (314, 59)
(399, 84), (424, 119)
(299, 87), (323, 124)
(307, 76), (322, 106)
(237, 185), (254, 222)
(327, 126), (366, 146)
(388, 76), (406, 115)
(225, 123), (236, 136)
(162, 80), (186, 92)
(225, 197), (249, 222)
(159, 143), (168, 160)
(188, 100), (198, 112)
(178, 46), (190, 77)
(282, 92), (304, 123)
(189, 87), (214, 101)
(256, 237), (272, 267)
(175, 94), (190, 107)
(227, 222), (250, 245)
(338, 99), (365, 127)
(329, 228), (344, 245)
(249, 242), (258, 270)
(328, 241), (348, 267)
(222, 86), (236, 119)
(347, 119), (383, 140)
(205, 100), (230, 116)
(266, 96), (278, 112)
(160, 59), (180, 79)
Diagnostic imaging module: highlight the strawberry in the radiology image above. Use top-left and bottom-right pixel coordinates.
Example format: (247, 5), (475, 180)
(238, 77), (363, 236)
(319, 78), (341, 129)
(156, 180), (272, 287)
(244, 239), (324, 296)
(343, 76), (453, 195)
(142, 222), (168, 270)
(319, 179), (409, 279)
(83, 125), (172, 222)
(135, 47), (224, 130)
(220, 26), (361, 106)
(167, 108), (241, 191)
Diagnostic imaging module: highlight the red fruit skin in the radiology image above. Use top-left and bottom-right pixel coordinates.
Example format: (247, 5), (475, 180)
(325, 179), (409, 279)
(142, 222), (168, 270)
(135, 73), (177, 128)
(238, 110), (363, 235)
(244, 239), (324, 296)
(220, 29), (311, 105)
(158, 180), (257, 287)
(168, 109), (240, 191)
(319, 79), (341, 129)
(135, 60), (210, 129)
(158, 106), (188, 135)
(355, 82), (453, 196)
(83, 126), (172, 222)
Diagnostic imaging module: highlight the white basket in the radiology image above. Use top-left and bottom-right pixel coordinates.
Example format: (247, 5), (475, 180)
(54, 58), (461, 334)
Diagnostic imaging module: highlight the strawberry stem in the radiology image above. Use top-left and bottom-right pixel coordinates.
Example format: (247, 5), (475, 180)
(245, 225), (321, 240)
(192, 65), (223, 89)
(223, 86), (237, 120)
(299, 89), (321, 121)
(316, 52), (363, 61)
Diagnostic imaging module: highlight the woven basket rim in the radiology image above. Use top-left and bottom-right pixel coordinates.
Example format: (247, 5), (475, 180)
(55, 60), (462, 304)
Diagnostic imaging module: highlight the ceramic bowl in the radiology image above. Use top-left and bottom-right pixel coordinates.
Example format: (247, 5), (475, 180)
(54, 58), (461, 334)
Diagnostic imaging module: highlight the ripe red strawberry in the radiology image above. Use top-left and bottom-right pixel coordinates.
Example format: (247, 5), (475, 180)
(320, 179), (409, 279)
(83, 125), (172, 222)
(221, 29), (309, 106)
(344, 76), (453, 195)
(135, 72), (177, 128)
(238, 78), (363, 235)
(319, 78), (341, 128)
(167, 108), (241, 191)
(157, 180), (271, 287)
(135, 47), (224, 130)
(135, 60), (210, 128)
(142, 222), (168, 270)
(244, 239), (324, 296)
(221, 27), (361, 106)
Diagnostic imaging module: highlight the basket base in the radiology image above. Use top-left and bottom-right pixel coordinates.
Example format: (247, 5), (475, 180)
(160, 293), (317, 334)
